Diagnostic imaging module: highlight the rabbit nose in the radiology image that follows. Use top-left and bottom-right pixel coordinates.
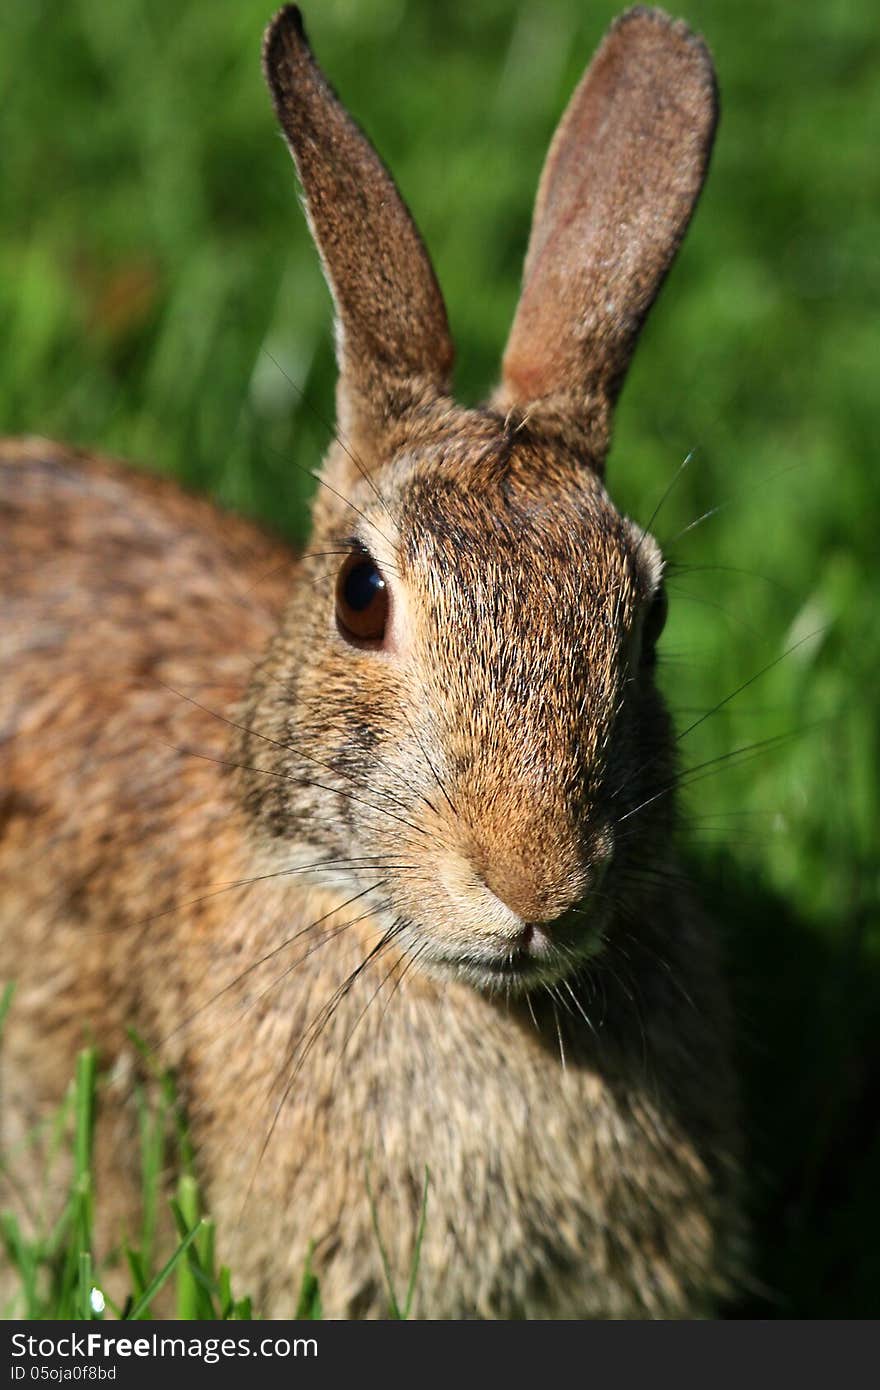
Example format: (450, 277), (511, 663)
(479, 856), (586, 927)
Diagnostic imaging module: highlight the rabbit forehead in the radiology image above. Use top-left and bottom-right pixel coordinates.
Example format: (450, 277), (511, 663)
(376, 456), (643, 753)
(388, 439), (648, 619)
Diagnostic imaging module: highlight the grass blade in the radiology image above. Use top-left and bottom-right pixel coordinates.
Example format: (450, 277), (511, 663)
(364, 1162), (401, 1319)
(402, 1168), (429, 1320)
(294, 1244), (322, 1320)
(0, 982), (15, 1038)
(125, 1221), (204, 1321)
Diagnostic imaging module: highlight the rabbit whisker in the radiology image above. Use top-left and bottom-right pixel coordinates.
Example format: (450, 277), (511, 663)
(157, 883), (382, 1046)
(559, 976), (599, 1039)
(331, 935), (430, 1081)
(524, 989), (541, 1036)
(664, 584), (764, 640)
(543, 988), (567, 1071)
(160, 682), (421, 823)
(178, 897), (396, 1135)
(167, 740), (430, 838)
(192, 903), (387, 1064)
(615, 924), (697, 1014)
(665, 558), (795, 600)
(609, 634), (822, 807)
(90, 854), (398, 938)
(671, 631), (825, 750)
(662, 458), (809, 550)
(400, 706), (460, 819)
(259, 347), (395, 525)
(633, 448), (694, 561)
(249, 919), (404, 1200)
(376, 936), (431, 1031)
(258, 433), (397, 553)
(610, 724), (806, 833)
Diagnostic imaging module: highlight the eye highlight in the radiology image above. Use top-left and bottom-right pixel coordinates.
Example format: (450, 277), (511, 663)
(335, 550), (389, 643)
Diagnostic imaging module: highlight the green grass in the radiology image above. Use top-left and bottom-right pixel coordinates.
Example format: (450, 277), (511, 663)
(0, 1031), (428, 1320)
(1, 1035), (258, 1320)
(1, 0), (878, 1317)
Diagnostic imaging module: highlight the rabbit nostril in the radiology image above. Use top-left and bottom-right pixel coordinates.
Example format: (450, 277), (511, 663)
(519, 918), (569, 949)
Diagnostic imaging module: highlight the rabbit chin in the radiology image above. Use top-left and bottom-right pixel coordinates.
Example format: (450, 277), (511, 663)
(402, 901), (607, 998)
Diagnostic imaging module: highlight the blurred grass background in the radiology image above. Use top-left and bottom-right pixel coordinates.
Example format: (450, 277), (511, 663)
(1, 0), (878, 1316)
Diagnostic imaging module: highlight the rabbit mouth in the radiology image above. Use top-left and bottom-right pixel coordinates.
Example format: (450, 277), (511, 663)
(434, 951), (558, 994)
(433, 916), (603, 995)
(441, 949), (585, 996)
(477, 948), (544, 983)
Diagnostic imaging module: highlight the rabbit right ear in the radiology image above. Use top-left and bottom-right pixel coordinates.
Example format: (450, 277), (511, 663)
(263, 7), (454, 462)
(496, 8), (718, 471)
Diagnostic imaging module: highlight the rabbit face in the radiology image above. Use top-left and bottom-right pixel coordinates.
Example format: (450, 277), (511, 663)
(240, 407), (670, 994)
(245, 4), (715, 991)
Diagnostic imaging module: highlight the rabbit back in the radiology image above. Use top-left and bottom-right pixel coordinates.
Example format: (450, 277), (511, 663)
(0, 438), (294, 1247)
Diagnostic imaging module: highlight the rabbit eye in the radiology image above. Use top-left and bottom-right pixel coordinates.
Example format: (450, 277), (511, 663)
(642, 584), (668, 659)
(335, 551), (389, 643)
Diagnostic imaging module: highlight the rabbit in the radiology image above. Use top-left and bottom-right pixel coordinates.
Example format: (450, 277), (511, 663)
(0, 5), (745, 1319)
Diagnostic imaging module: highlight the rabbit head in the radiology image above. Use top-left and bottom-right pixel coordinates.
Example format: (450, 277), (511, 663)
(240, 5), (718, 993)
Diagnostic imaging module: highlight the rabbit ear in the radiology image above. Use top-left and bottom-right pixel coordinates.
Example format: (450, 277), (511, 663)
(497, 8), (718, 471)
(262, 6), (454, 456)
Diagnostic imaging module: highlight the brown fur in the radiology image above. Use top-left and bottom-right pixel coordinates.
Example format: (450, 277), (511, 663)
(0, 7), (744, 1318)
(498, 6), (718, 467)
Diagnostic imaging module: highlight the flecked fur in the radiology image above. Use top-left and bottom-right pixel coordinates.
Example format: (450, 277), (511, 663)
(0, 7), (743, 1318)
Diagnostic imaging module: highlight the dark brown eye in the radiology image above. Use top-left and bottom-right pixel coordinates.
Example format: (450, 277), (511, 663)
(642, 584), (668, 660)
(335, 551), (389, 643)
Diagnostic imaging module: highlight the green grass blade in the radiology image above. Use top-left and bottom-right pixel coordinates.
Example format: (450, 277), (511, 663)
(73, 1048), (97, 1190)
(79, 1251), (94, 1320)
(0, 982), (15, 1038)
(1, 1211), (39, 1317)
(125, 1221), (204, 1321)
(294, 1243), (322, 1320)
(174, 1176), (203, 1319)
(218, 1265), (233, 1318)
(55, 1049), (99, 1318)
(364, 1162), (401, 1319)
(402, 1167), (430, 1320)
(124, 1246), (148, 1309)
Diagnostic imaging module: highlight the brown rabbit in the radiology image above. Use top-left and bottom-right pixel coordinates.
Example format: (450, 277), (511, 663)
(0, 6), (744, 1318)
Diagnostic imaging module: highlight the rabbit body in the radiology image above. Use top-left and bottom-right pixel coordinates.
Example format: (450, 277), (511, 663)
(0, 7), (744, 1318)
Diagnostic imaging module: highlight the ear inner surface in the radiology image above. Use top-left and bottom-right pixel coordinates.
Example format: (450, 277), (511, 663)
(498, 7), (719, 468)
(262, 6), (454, 447)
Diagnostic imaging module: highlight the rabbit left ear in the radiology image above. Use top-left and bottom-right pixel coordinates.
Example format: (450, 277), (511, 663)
(496, 8), (718, 472)
(263, 6), (454, 459)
